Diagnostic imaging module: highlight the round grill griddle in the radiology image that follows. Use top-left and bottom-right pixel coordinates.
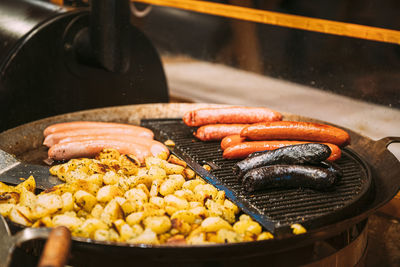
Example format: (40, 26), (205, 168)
(141, 118), (372, 235)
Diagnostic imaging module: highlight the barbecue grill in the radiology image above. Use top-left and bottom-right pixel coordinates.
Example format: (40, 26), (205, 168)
(0, 0), (399, 266)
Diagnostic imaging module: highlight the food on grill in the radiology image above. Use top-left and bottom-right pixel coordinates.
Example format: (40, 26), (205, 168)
(223, 141), (341, 161)
(48, 140), (155, 163)
(0, 149), (274, 245)
(43, 121), (154, 138)
(194, 124), (249, 141)
(57, 135), (169, 157)
(221, 135), (245, 150)
(315, 161), (343, 182)
(242, 164), (339, 192)
(233, 144), (331, 179)
(43, 121), (168, 162)
(183, 106), (282, 127)
(291, 224), (307, 235)
(44, 127), (154, 147)
(240, 121), (350, 147)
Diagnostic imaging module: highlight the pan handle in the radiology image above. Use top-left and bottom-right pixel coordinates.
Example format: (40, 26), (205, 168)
(377, 136), (400, 148)
(37, 226), (71, 267)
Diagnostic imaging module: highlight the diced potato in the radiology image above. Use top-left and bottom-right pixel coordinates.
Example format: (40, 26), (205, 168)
(96, 185), (123, 203)
(15, 176), (35, 193)
(257, 232), (274, 240)
(143, 216), (171, 234)
(0, 192), (20, 204)
(182, 179), (204, 192)
(9, 205), (33, 226)
(126, 212), (144, 226)
(103, 171), (120, 185)
(216, 229), (243, 243)
(0, 203), (15, 217)
(171, 210), (195, 224)
(0, 182), (14, 193)
(100, 199), (123, 225)
(183, 168), (195, 179)
(18, 188), (37, 207)
(91, 204), (104, 219)
(291, 224), (307, 235)
(35, 193), (63, 218)
(163, 163), (185, 175)
(61, 192), (74, 213)
(164, 195), (188, 210)
(159, 175), (185, 196)
(74, 190), (97, 212)
(77, 218), (108, 238)
(128, 228), (159, 245)
(233, 220), (262, 236)
(124, 188), (148, 204)
(201, 217), (232, 232)
(52, 214), (82, 231)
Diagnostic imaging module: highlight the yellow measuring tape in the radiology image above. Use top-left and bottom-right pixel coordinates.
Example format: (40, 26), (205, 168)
(134, 0), (400, 45)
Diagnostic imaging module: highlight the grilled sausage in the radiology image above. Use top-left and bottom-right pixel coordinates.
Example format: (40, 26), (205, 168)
(43, 121), (153, 137)
(194, 124), (249, 141)
(58, 135), (169, 157)
(44, 127), (154, 147)
(233, 143), (331, 179)
(242, 165), (338, 192)
(314, 161), (343, 184)
(48, 140), (152, 162)
(183, 106), (282, 127)
(240, 121), (350, 147)
(221, 135), (246, 150)
(223, 141), (341, 161)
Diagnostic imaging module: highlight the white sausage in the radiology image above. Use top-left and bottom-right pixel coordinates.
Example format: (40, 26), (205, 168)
(43, 121), (153, 137)
(44, 128), (154, 147)
(48, 140), (152, 163)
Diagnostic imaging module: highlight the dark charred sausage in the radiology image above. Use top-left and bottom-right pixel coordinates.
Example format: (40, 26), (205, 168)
(194, 124), (249, 141)
(183, 106), (282, 127)
(242, 165), (338, 192)
(233, 143), (331, 179)
(223, 141), (341, 161)
(240, 121), (350, 147)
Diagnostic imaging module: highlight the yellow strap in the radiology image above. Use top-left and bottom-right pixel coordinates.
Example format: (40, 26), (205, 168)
(134, 0), (400, 45)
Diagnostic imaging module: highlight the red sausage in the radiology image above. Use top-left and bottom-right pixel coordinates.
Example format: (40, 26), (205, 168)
(43, 121), (153, 137)
(221, 135), (246, 150)
(241, 121), (350, 147)
(58, 135), (169, 157)
(223, 141), (341, 161)
(48, 140), (152, 162)
(183, 106), (282, 127)
(44, 128), (154, 147)
(194, 124), (249, 141)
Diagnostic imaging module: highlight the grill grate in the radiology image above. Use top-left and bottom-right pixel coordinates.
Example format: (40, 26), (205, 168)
(141, 119), (371, 235)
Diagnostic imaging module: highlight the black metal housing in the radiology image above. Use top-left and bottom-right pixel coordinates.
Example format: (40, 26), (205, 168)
(0, 0), (169, 131)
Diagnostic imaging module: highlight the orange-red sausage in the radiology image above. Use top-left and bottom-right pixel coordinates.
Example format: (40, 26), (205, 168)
(44, 128), (154, 147)
(194, 124), (249, 141)
(48, 140), (152, 162)
(221, 135), (246, 150)
(43, 121), (153, 137)
(183, 106), (282, 127)
(241, 121), (350, 147)
(58, 135), (169, 157)
(223, 141), (341, 161)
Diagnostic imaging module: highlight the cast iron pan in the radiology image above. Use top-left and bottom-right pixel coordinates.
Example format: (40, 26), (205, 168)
(0, 103), (399, 266)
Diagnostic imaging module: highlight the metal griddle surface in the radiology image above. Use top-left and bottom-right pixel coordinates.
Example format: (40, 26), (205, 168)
(141, 118), (372, 235)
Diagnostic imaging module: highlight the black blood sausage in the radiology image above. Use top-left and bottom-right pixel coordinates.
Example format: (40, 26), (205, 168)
(234, 143), (331, 179)
(242, 164), (338, 192)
